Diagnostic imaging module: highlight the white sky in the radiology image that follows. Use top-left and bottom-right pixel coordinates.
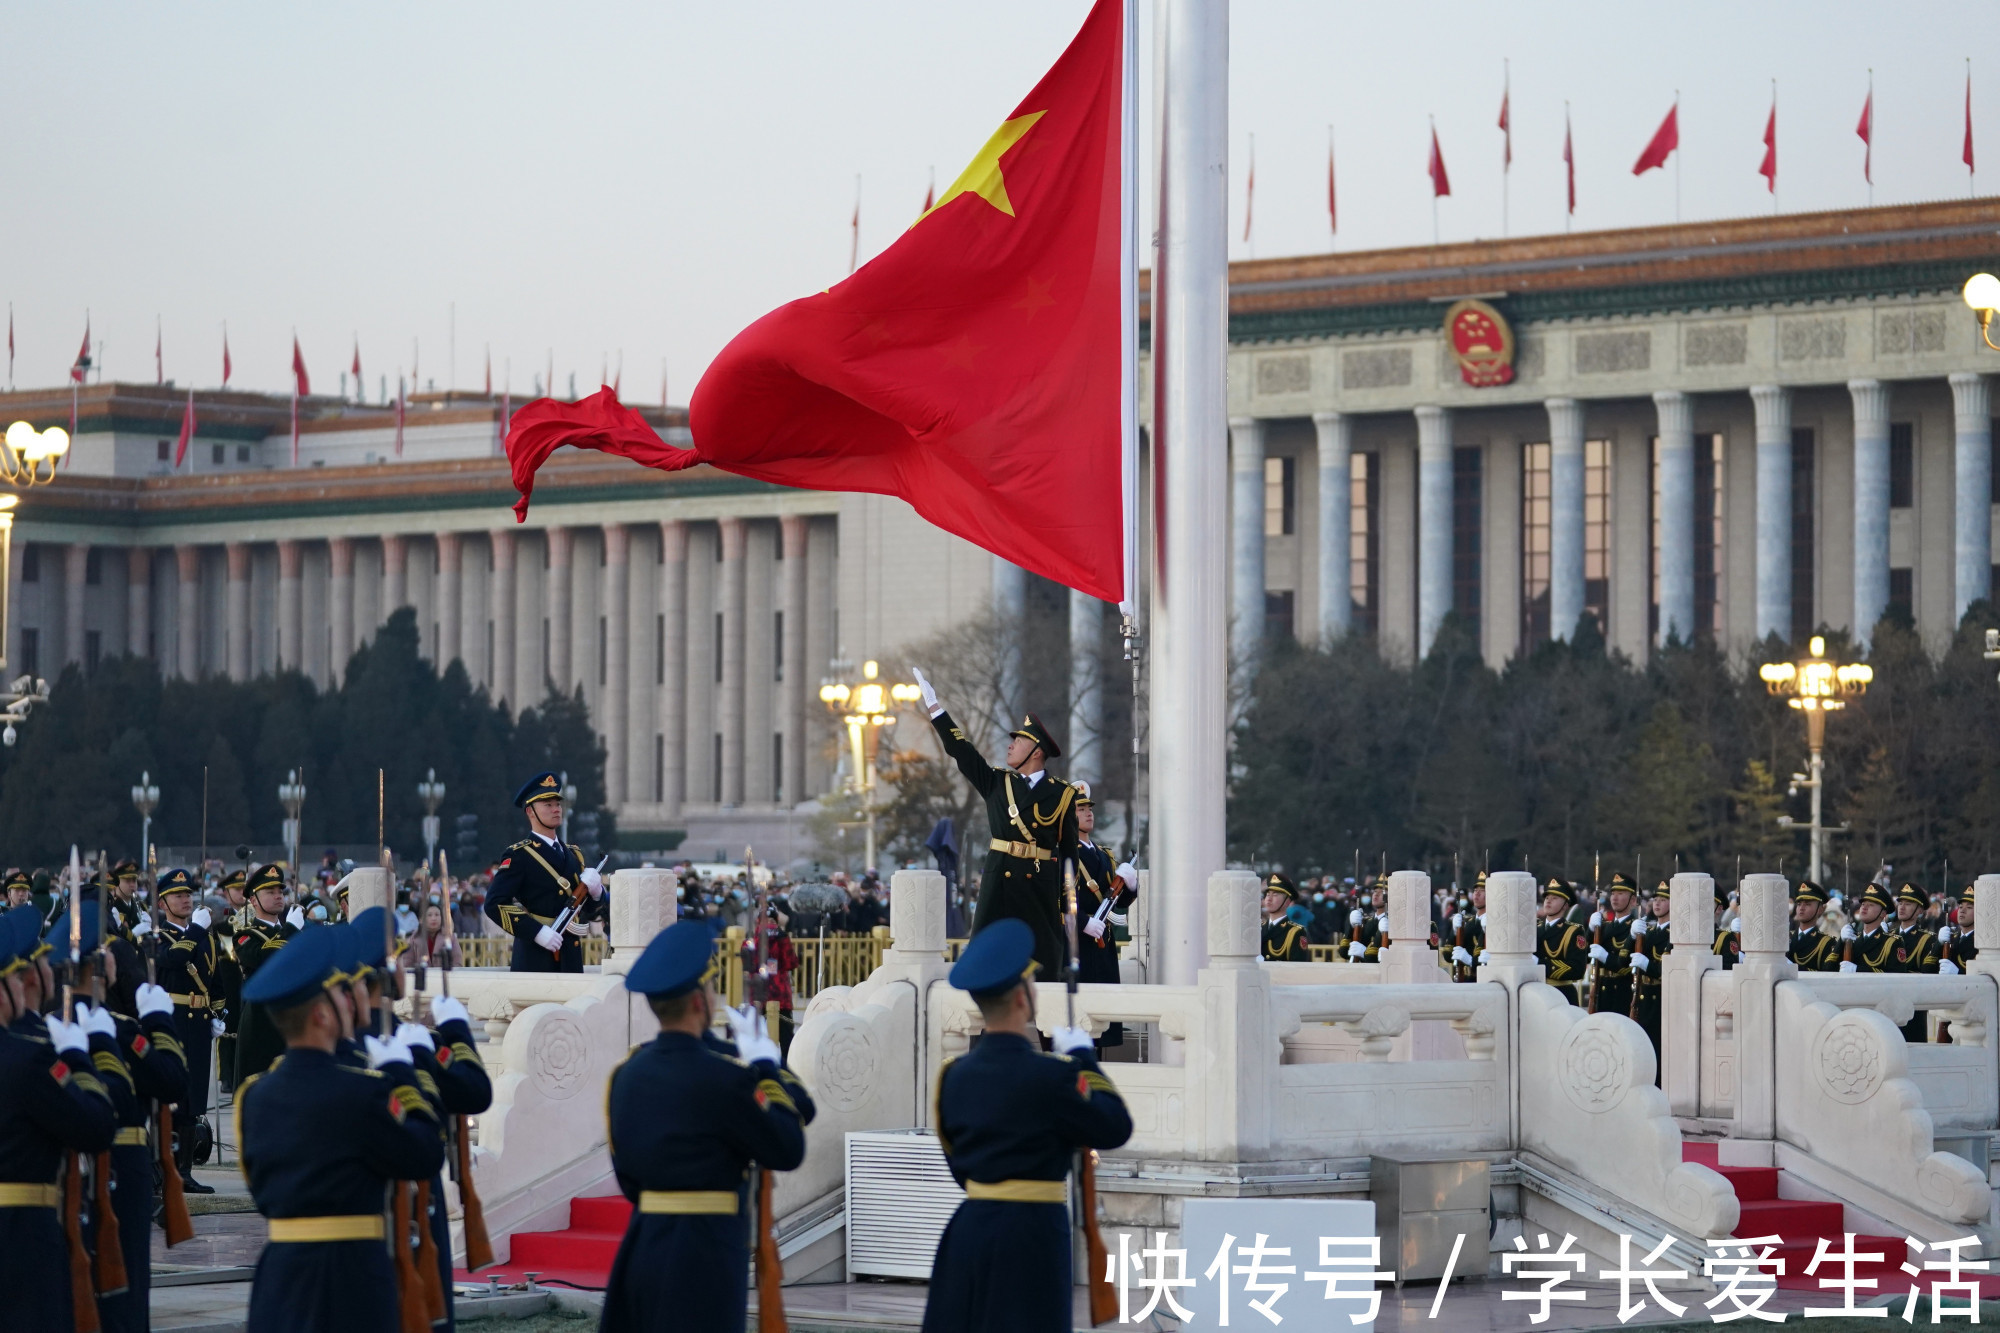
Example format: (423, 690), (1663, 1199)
(2, 2), (1994, 400)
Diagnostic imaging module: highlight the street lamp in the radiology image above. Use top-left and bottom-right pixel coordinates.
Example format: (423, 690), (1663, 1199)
(817, 658), (921, 873)
(417, 768), (446, 868)
(131, 770), (159, 862)
(0, 423), (72, 489)
(1965, 273), (2000, 351)
(277, 769), (307, 880)
(1760, 635), (1872, 884)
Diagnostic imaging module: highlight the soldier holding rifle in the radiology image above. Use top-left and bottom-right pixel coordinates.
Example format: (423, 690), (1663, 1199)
(234, 863), (303, 1083)
(145, 867), (223, 1195)
(483, 771), (608, 973)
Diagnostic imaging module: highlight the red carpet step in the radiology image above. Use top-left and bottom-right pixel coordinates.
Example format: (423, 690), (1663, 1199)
(1683, 1142), (1917, 1293)
(455, 1193), (630, 1291)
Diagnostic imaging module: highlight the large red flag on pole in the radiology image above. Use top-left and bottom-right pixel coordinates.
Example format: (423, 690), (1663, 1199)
(173, 388), (196, 469)
(504, 0), (1133, 603)
(290, 336), (309, 465)
(1633, 101), (1679, 174)
(1759, 91), (1778, 194)
(1428, 124), (1451, 197)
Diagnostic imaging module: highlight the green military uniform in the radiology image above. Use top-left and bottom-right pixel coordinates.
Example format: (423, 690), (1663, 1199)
(1890, 882), (1942, 1043)
(232, 865), (299, 1083)
(1443, 874), (1486, 982)
(1630, 886), (1672, 1065)
(1585, 872), (1641, 1015)
(1712, 879), (1741, 970)
(1788, 881), (1841, 972)
(1260, 874), (1309, 962)
(1537, 878), (1590, 1005)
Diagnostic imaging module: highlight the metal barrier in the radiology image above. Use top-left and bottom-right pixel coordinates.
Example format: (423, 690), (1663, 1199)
(452, 934), (605, 969)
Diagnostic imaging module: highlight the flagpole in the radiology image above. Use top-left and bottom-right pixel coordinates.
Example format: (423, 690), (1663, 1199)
(1501, 58), (1509, 238)
(1868, 69), (1874, 207)
(1674, 91), (1682, 223)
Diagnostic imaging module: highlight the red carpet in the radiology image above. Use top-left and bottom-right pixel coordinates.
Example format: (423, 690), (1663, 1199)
(455, 1193), (629, 1290)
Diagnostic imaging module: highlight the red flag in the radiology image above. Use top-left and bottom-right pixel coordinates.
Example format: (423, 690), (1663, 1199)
(1967, 69), (1977, 173)
(222, 330), (232, 387)
(1633, 101), (1679, 174)
(507, 0), (1128, 601)
(155, 320), (162, 385)
(174, 388), (195, 469)
(1242, 132), (1255, 242)
(351, 339), (362, 385)
(1563, 109), (1576, 214)
(70, 320), (91, 384)
(1327, 126), (1338, 234)
(290, 336), (309, 465)
(1498, 83), (1511, 169)
(1428, 125), (1451, 198)
(1759, 97), (1777, 193)
(1857, 88), (1873, 184)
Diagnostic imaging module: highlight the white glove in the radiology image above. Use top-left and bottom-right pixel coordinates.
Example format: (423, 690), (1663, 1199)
(1939, 925), (1955, 944)
(395, 1021), (435, 1052)
(76, 1002), (117, 1040)
(582, 867), (604, 900)
(1839, 961), (1857, 974)
(1051, 1025), (1093, 1056)
(210, 1017), (227, 1037)
(534, 925), (564, 953)
(1840, 924), (1855, 941)
(1346, 940), (1366, 960)
(430, 996), (470, 1029)
(1451, 946), (1473, 966)
(1477, 950), (1490, 965)
(191, 906), (212, 929)
(1941, 958), (1961, 975)
(135, 983), (174, 1019)
(1348, 909), (1364, 927)
(911, 665), (939, 712)
(364, 1034), (416, 1069)
(286, 905), (306, 930)
(726, 1005), (782, 1066)
(1589, 943), (1610, 964)
(132, 914), (153, 939)
(1450, 912), (1464, 929)
(1114, 862), (1137, 888)
(48, 1018), (87, 1057)
(1632, 953), (1650, 974)
(1588, 911), (1603, 930)
(1730, 917), (1742, 933)
(1083, 917), (1105, 940)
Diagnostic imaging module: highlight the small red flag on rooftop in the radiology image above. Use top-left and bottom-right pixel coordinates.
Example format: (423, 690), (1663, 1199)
(1966, 62), (1977, 185)
(290, 336), (309, 465)
(1856, 80), (1874, 187)
(1242, 132), (1255, 244)
(1634, 100), (1678, 174)
(1327, 125), (1337, 236)
(222, 327), (232, 387)
(1759, 88), (1778, 195)
(174, 388), (196, 469)
(70, 319), (91, 384)
(1428, 123), (1451, 197)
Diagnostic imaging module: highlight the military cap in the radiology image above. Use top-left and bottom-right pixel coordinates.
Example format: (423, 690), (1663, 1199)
(1894, 881), (1928, 909)
(1606, 872), (1637, 894)
(1855, 881), (1895, 913)
(0, 906), (28, 974)
(1794, 880), (1827, 905)
(219, 868), (247, 895)
(349, 906), (392, 973)
(42, 900), (102, 960)
(13, 902), (52, 965)
(247, 863), (286, 896)
(1007, 714), (1063, 761)
(1713, 879), (1731, 906)
(1474, 870), (1488, 887)
(243, 922), (339, 1011)
(112, 858), (139, 880)
(2, 869), (29, 896)
(625, 919), (722, 999)
(1541, 877), (1576, 905)
(514, 771), (564, 809)
(1073, 780), (1094, 808)
(324, 921), (365, 989)
(156, 868), (196, 898)
(948, 918), (1037, 999)
(1263, 872), (1303, 903)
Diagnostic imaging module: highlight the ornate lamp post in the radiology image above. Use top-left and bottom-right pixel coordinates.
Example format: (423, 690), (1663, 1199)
(1760, 635), (1872, 883)
(1965, 272), (2000, 350)
(417, 768), (446, 868)
(277, 769), (307, 879)
(817, 658), (921, 872)
(0, 421), (73, 746)
(131, 771), (159, 862)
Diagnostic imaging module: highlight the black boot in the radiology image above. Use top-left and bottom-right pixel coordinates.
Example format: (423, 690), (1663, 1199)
(176, 1127), (215, 1195)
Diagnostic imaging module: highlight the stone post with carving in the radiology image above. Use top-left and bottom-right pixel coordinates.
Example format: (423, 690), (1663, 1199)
(1732, 873), (1795, 1140)
(1971, 874), (2000, 983)
(1380, 870), (1451, 1059)
(1478, 871), (1540, 1146)
(1663, 872), (1720, 1117)
(603, 868), (678, 977)
(340, 867), (393, 919)
(1189, 871), (1273, 1159)
(884, 868), (947, 965)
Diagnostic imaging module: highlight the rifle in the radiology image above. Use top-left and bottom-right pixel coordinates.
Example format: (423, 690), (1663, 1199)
(84, 856), (128, 1299)
(378, 866), (432, 1333)
(545, 853), (610, 955)
(58, 848), (99, 1333)
(437, 851), (494, 1272)
(1062, 858), (1116, 1326)
(147, 847), (194, 1247)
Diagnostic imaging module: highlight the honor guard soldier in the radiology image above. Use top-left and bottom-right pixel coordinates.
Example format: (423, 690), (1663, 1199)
(1343, 877), (1388, 962)
(213, 870), (249, 1093)
(1584, 873), (1641, 1015)
(1260, 874), (1310, 961)
(150, 867), (222, 1195)
(1629, 885), (1672, 1056)
(1537, 878), (1590, 1004)
(3, 868), (30, 910)
(1839, 881), (1899, 974)
(233, 864), (303, 1084)
(923, 919), (1132, 1333)
(1712, 881), (1742, 969)
(1072, 783), (1137, 1049)
(1946, 887), (1978, 971)
(1445, 873), (1488, 982)
(1890, 881), (1944, 1042)
(235, 923), (445, 1333)
(483, 771), (607, 973)
(599, 920), (815, 1333)
(1788, 882), (1841, 971)
(0, 904), (119, 1333)
(915, 665), (1080, 979)
(107, 859), (144, 944)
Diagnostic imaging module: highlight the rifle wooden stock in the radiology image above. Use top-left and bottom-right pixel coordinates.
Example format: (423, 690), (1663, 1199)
(1081, 1149), (1116, 1327)
(91, 1151), (128, 1296)
(157, 1105), (194, 1246)
(64, 1155), (99, 1333)
(755, 1166), (787, 1333)
(392, 1182), (428, 1333)
(413, 1180), (445, 1324)
(456, 1116), (494, 1271)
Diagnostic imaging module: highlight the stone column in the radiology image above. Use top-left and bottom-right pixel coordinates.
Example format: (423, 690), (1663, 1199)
(1663, 872), (1720, 1117)
(885, 868), (948, 965)
(1228, 416), (1266, 667)
(545, 526), (572, 691)
(339, 867), (393, 920)
(1848, 378), (1891, 645)
(779, 516), (808, 807)
(435, 531), (462, 668)
(1190, 871), (1274, 1154)
(717, 518), (746, 806)
(1732, 873), (1795, 1141)
(1951, 373), (1993, 621)
(1481, 870), (1541, 1147)
(125, 547), (150, 662)
(1750, 385), (1793, 642)
(603, 524), (630, 807)
(1971, 874), (2000, 982)
(1314, 410), (1351, 641)
(175, 545), (202, 679)
(1380, 870), (1451, 1058)
(224, 542), (251, 679)
(381, 533), (409, 624)
(660, 521), (689, 813)
(1414, 406), (1453, 657)
(1067, 590), (1103, 791)
(63, 543), (88, 668)
(603, 867), (677, 977)
(488, 529), (515, 703)
(328, 537), (355, 683)
(1653, 391), (1695, 645)
(1546, 398), (1586, 641)
(276, 540), (302, 670)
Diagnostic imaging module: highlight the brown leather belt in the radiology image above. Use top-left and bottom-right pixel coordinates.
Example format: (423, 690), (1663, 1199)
(989, 839), (1052, 862)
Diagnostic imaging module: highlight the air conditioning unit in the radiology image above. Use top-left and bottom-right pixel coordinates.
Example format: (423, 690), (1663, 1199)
(844, 1129), (969, 1279)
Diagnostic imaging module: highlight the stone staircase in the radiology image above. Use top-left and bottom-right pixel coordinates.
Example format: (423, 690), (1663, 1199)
(457, 1193), (628, 1290)
(1682, 1142), (1905, 1291)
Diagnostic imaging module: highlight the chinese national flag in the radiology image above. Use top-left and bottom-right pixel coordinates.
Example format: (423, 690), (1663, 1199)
(174, 388), (196, 469)
(504, 0), (1127, 601)
(1633, 101), (1679, 175)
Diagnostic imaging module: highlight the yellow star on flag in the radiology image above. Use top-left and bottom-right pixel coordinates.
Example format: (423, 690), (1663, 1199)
(915, 110), (1047, 226)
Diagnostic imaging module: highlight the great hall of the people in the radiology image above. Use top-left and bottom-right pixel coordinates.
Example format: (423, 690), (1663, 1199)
(3, 198), (1996, 862)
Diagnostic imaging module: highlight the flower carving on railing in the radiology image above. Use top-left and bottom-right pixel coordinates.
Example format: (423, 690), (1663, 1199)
(1813, 1013), (1885, 1105)
(809, 1016), (880, 1114)
(1558, 1017), (1632, 1113)
(527, 1008), (591, 1101)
